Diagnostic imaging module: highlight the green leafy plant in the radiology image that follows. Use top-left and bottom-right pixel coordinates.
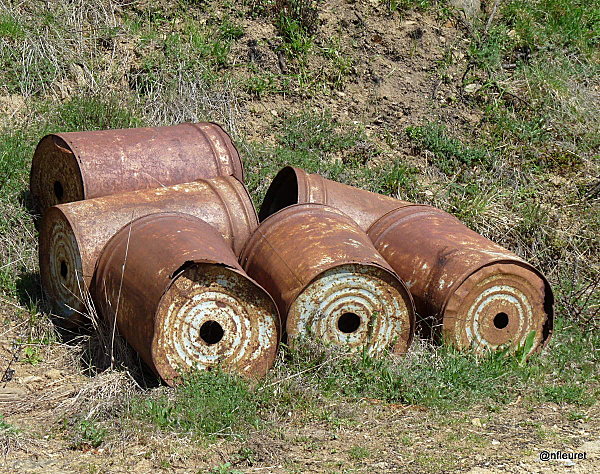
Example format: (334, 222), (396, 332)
(70, 419), (107, 450)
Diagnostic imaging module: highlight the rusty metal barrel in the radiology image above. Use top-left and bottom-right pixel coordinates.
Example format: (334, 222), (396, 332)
(259, 166), (410, 230)
(30, 122), (244, 215)
(240, 203), (415, 355)
(39, 176), (257, 323)
(92, 212), (280, 384)
(367, 205), (554, 355)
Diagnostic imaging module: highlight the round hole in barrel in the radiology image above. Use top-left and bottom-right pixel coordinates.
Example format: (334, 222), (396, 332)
(493, 312), (509, 329)
(200, 320), (224, 345)
(53, 181), (64, 201)
(60, 261), (68, 279)
(338, 312), (361, 333)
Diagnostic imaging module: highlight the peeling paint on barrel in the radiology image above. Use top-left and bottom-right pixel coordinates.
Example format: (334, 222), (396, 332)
(241, 203), (415, 355)
(367, 205), (553, 355)
(30, 122), (244, 215)
(259, 166), (412, 230)
(92, 212), (280, 384)
(39, 176), (257, 324)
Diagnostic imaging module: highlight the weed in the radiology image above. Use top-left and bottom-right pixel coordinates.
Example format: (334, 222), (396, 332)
(406, 122), (492, 176)
(70, 419), (107, 450)
(278, 111), (357, 154)
(243, 72), (281, 97)
(22, 346), (42, 365)
(264, 320), (599, 412)
(209, 463), (244, 474)
(0, 13), (24, 40)
(276, 15), (313, 58)
(275, 0), (320, 36)
(386, 0), (433, 14)
(0, 415), (15, 433)
(566, 411), (587, 421)
(542, 385), (594, 406)
(131, 370), (259, 439)
(379, 162), (420, 197)
(219, 18), (245, 41)
(348, 445), (370, 460)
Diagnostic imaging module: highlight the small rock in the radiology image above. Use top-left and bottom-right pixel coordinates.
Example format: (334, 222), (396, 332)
(471, 417), (482, 427)
(580, 440), (600, 453)
(44, 369), (62, 380)
(465, 83), (482, 94)
(270, 110), (278, 117)
(549, 176), (567, 186)
(491, 439), (500, 445)
(449, 0), (481, 19)
(19, 375), (43, 385)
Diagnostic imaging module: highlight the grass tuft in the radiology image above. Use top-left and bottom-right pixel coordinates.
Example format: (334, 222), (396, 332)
(131, 370), (260, 439)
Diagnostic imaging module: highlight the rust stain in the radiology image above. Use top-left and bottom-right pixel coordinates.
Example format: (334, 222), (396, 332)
(92, 212), (280, 385)
(241, 203), (415, 355)
(30, 122), (244, 215)
(367, 205), (554, 355)
(39, 176), (257, 324)
(259, 166), (411, 230)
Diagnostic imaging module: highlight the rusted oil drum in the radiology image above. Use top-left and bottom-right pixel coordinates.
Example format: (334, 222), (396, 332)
(92, 212), (280, 384)
(39, 176), (257, 323)
(240, 203), (415, 355)
(259, 166), (410, 230)
(367, 205), (554, 355)
(30, 122), (244, 215)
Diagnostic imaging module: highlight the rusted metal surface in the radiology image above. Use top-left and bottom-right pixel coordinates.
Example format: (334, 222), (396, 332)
(30, 122), (244, 215)
(367, 205), (554, 355)
(39, 176), (257, 323)
(259, 166), (410, 230)
(240, 203), (415, 355)
(92, 212), (280, 384)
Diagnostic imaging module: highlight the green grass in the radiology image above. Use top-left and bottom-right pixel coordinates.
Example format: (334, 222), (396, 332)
(242, 109), (422, 206)
(130, 370), (260, 439)
(123, 318), (597, 440)
(0, 415), (16, 433)
(0, 13), (25, 40)
(348, 445), (370, 460)
(406, 122), (493, 176)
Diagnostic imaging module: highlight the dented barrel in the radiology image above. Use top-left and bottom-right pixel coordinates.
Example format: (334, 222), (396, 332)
(30, 122), (244, 215)
(367, 205), (554, 355)
(259, 166), (410, 230)
(39, 176), (257, 323)
(240, 203), (415, 355)
(92, 213), (280, 384)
